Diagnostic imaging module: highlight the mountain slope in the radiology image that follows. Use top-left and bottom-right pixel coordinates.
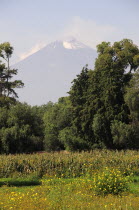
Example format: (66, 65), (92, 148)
(14, 39), (97, 105)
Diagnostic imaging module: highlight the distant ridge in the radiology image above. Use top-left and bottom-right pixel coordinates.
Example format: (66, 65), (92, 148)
(14, 38), (97, 105)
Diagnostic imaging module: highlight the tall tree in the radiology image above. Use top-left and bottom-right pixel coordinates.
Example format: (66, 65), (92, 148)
(68, 66), (91, 140)
(125, 68), (139, 122)
(43, 97), (72, 151)
(69, 39), (139, 149)
(0, 42), (24, 106)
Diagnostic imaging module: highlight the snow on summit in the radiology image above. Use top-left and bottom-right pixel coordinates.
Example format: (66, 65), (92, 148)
(14, 38), (97, 105)
(62, 38), (87, 49)
(49, 38), (89, 50)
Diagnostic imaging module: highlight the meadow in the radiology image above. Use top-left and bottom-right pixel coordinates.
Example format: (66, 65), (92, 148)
(1, 150), (139, 209)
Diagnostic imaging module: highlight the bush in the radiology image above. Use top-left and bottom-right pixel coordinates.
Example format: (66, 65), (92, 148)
(59, 126), (89, 151)
(111, 120), (139, 149)
(0, 177), (41, 187)
(0, 103), (44, 154)
(93, 168), (129, 195)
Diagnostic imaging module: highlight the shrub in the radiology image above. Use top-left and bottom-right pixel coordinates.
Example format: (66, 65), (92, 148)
(0, 177), (41, 187)
(93, 168), (129, 195)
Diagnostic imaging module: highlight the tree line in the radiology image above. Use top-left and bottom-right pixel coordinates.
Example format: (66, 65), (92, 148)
(1, 39), (139, 154)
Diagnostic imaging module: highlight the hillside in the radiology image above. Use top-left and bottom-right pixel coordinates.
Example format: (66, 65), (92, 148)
(14, 38), (97, 105)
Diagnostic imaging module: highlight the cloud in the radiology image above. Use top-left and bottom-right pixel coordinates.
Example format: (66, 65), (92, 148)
(60, 16), (123, 49)
(19, 42), (46, 61)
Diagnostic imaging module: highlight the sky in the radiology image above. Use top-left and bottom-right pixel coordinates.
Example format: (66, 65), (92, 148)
(0, 0), (139, 64)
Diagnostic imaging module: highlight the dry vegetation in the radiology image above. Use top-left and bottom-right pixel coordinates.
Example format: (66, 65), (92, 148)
(0, 150), (139, 209)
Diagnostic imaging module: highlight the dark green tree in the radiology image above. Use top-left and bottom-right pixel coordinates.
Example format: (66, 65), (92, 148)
(43, 97), (72, 151)
(68, 66), (92, 143)
(113, 68), (139, 149)
(0, 42), (24, 107)
(0, 103), (44, 154)
(125, 69), (139, 122)
(91, 39), (139, 148)
(69, 39), (139, 149)
(111, 120), (139, 149)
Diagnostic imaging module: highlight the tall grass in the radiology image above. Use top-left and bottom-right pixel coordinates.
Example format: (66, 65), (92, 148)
(1, 150), (139, 209)
(1, 150), (139, 178)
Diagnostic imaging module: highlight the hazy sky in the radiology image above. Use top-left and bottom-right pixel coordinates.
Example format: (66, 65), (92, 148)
(0, 0), (139, 64)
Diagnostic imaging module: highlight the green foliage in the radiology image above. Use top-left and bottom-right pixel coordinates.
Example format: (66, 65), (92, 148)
(93, 168), (129, 195)
(43, 97), (72, 151)
(69, 39), (139, 149)
(0, 103), (44, 154)
(1, 39), (139, 153)
(125, 69), (139, 121)
(0, 42), (24, 107)
(59, 126), (88, 151)
(92, 113), (107, 148)
(1, 176), (139, 210)
(0, 177), (41, 187)
(111, 121), (136, 149)
(69, 66), (93, 142)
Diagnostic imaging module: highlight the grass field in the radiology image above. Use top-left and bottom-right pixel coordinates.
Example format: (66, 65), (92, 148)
(1, 150), (139, 209)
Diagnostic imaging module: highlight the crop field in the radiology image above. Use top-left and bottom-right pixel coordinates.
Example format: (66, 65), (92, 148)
(0, 150), (139, 209)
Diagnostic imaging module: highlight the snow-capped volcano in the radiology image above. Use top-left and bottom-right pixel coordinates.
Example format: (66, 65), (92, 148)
(14, 38), (97, 105)
(62, 38), (87, 49)
(39, 38), (90, 52)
